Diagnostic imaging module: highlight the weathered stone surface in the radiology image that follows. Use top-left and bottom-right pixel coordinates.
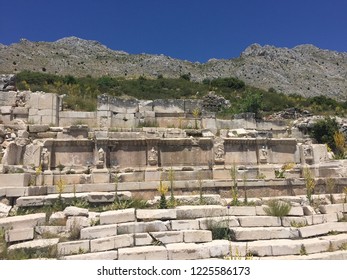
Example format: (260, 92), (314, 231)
(231, 227), (299, 241)
(298, 222), (347, 238)
(136, 209), (177, 221)
(90, 234), (133, 252)
(5, 228), (34, 243)
(0, 173), (31, 187)
(35, 226), (66, 236)
(281, 216), (307, 227)
(16, 196), (45, 207)
(63, 206), (89, 217)
(319, 204), (346, 214)
(198, 216), (239, 229)
(80, 224), (117, 240)
(238, 216), (281, 227)
(117, 222), (145, 234)
(87, 192), (115, 203)
(321, 233), (347, 250)
(150, 231), (183, 244)
(166, 243), (210, 260)
(7, 238), (59, 252)
(288, 206), (304, 216)
(183, 230), (212, 243)
(171, 219), (199, 230)
(200, 240), (230, 258)
(66, 216), (89, 231)
(57, 240), (90, 256)
(49, 211), (66, 226)
(227, 206), (257, 216)
(134, 233), (153, 246)
(176, 205), (227, 219)
(0, 202), (12, 216)
(0, 213), (46, 230)
(305, 213), (338, 225)
(99, 208), (136, 225)
(303, 205), (316, 215)
(118, 246), (167, 260)
(61, 251), (118, 260)
(28, 124), (50, 133)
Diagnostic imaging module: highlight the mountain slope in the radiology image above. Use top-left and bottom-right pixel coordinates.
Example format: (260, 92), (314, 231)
(0, 37), (346, 99)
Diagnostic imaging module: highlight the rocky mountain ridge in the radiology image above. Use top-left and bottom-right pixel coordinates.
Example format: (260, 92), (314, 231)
(0, 37), (346, 99)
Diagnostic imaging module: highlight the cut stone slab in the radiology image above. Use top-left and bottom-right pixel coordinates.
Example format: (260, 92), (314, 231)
(288, 206), (304, 216)
(118, 246), (167, 260)
(166, 243), (210, 260)
(49, 211), (66, 226)
(0, 202), (11, 216)
(90, 234), (134, 252)
(320, 233), (347, 250)
(63, 206), (89, 217)
(230, 227), (299, 241)
(198, 216), (239, 230)
(281, 216), (308, 227)
(305, 213), (338, 225)
(35, 226), (67, 236)
(16, 196), (45, 207)
(171, 219), (199, 230)
(66, 216), (89, 231)
(183, 230), (212, 243)
(87, 192), (115, 203)
(227, 206), (256, 216)
(238, 216), (281, 227)
(134, 233), (153, 246)
(99, 208), (136, 225)
(319, 204), (346, 214)
(150, 231), (183, 244)
(61, 251), (118, 260)
(5, 228), (34, 243)
(302, 238), (330, 254)
(200, 240), (230, 258)
(80, 224), (118, 240)
(176, 205), (227, 219)
(0, 213), (46, 230)
(298, 222), (347, 238)
(7, 238), (59, 255)
(57, 240), (90, 256)
(136, 209), (177, 221)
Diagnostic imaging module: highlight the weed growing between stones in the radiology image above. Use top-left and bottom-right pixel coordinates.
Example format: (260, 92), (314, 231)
(264, 199), (292, 218)
(168, 167), (176, 207)
(343, 187), (347, 203)
(230, 163), (239, 206)
(326, 178), (336, 204)
(157, 180), (168, 209)
(198, 171), (206, 205)
(290, 220), (307, 228)
(303, 167), (316, 205)
(300, 244), (307, 255)
(224, 243), (253, 260)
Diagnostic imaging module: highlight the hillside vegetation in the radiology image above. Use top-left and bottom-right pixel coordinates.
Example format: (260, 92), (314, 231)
(15, 71), (347, 119)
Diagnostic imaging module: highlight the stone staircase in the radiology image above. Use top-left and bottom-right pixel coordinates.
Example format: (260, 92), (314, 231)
(1, 200), (347, 260)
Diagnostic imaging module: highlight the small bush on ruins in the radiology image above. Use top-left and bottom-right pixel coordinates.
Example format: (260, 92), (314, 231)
(303, 167), (316, 205)
(157, 180), (169, 209)
(263, 199), (292, 217)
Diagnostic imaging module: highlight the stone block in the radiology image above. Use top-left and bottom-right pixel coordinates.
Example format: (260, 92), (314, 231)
(288, 206), (304, 216)
(5, 228), (34, 243)
(35, 226), (66, 236)
(16, 196), (45, 207)
(319, 204), (346, 214)
(100, 208), (136, 225)
(269, 239), (302, 256)
(0, 106), (12, 114)
(134, 233), (153, 246)
(87, 192), (115, 203)
(0, 174), (31, 187)
(13, 107), (29, 115)
(118, 246), (167, 260)
(238, 216), (281, 227)
(227, 206), (256, 216)
(6, 187), (29, 197)
(80, 224), (118, 240)
(63, 206), (89, 217)
(0, 213), (46, 230)
(7, 238), (59, 253)
(281, 216), (308, 227)
(231, 227), (299, 241)
(200, 240), (230, 258)
(150, 231), (183, 244)
(57, 240), (90, 256)
(92, 171), (110, 183)
(90, 234), (134, 252)
(305, 213), (338, 225)
(0, 202), (12, 216)
(62, 251), (118, 260)
(198, 216), (240, 229)
(298, 222), (346, 238)
(136, 209), (177, 221)
(66, 216), (89, 232)
(28, 124), (50, 133)
(166, 243), (210, 260)
(117, 222), (145, 234)
(171, 219), (199, 230)
(303, 205), (316, 215)
(183, 230), (212, 243)
(321, 233), (347, 250)
(303, 238), (330, 254)
(176, 205), (227, 219)
(49, 212), (66, 226)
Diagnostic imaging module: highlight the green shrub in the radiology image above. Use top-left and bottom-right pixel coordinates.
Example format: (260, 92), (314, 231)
(264, 199), (292, 217)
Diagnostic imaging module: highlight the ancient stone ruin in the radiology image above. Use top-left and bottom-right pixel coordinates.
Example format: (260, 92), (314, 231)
(0, 89), (347, 260)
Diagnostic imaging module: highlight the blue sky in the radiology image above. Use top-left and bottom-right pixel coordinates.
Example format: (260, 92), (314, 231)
(1, 0), (346, 62)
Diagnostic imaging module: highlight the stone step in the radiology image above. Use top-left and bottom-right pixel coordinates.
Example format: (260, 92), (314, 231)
(230, 226), (299, 241)
(298, 222), (347, 238)
(0, 213), (46, 230)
